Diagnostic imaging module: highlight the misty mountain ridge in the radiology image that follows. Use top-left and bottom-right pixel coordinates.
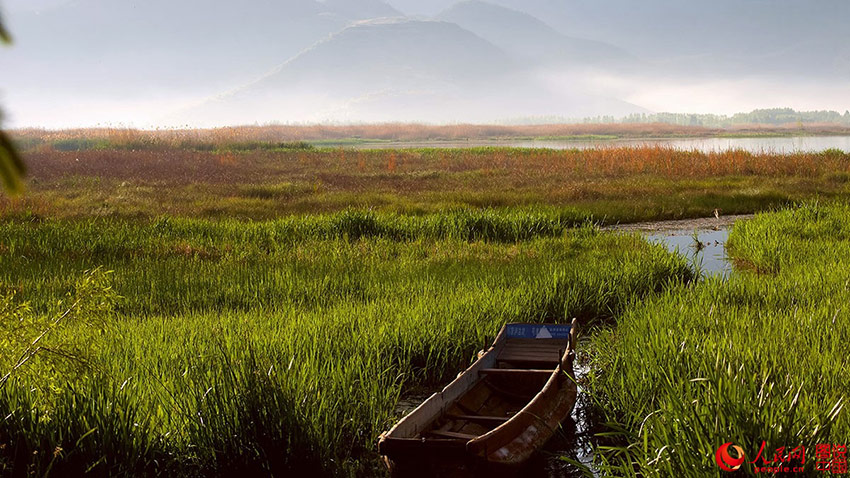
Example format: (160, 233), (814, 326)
(190, 18), (644, 125)
(476, 0), (850, 78)
(254, 19), (514, 89)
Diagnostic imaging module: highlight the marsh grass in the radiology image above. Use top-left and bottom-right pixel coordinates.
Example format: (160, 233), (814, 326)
(12, 123), (850, 150)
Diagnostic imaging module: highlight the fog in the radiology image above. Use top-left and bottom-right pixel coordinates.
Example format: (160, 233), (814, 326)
(1, 0), (848, 128)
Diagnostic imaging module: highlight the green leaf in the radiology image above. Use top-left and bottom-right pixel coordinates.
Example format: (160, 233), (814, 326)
(0, 13), (11, 44)
(0, 12), (22, 193)
(0, 129), (25, 194)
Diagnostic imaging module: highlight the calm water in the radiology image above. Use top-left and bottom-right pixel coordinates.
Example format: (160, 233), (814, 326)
(647, 228), (732, 275)
(353, 135), (850, 153)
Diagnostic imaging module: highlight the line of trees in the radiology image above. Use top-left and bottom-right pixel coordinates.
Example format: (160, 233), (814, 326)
(617, 108), (850, 127)
(506, 109), (850, 128)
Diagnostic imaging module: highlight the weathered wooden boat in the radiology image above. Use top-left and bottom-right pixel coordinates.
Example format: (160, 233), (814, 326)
(378, 320), (578, 475)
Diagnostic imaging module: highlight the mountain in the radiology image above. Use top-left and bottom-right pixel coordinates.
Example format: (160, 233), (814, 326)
(190, 19), (514, 124)
(187, 18), (643, 125)
(1, 0), (406, 126)
(256, 19), (513, 90)
(435, 1), (628, 67)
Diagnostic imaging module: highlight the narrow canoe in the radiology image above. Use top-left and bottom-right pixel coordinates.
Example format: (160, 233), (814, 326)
(378, 319), (578, 475)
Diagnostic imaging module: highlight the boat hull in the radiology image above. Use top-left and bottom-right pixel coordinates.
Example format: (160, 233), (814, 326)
(378, 321), (578, 475)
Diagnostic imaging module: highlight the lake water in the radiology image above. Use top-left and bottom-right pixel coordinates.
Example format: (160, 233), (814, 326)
(353, 135), (850, 153)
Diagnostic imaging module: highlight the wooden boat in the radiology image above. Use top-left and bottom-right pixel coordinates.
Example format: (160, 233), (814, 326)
(378, 320), (578, 475)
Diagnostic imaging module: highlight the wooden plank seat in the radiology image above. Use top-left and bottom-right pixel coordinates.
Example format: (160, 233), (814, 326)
(446, 413), (510, 425)
(480, 368), (554, 377)
(427, 430), (480, 440)
(498, 338), (564, 365)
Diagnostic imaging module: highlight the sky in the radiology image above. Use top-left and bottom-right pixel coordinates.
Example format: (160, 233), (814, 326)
(1, 0), (848, 128)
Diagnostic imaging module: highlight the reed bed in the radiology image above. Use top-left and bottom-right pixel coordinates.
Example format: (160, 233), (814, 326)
(0, 210), (693, 476)
(3, 146), (848, 222)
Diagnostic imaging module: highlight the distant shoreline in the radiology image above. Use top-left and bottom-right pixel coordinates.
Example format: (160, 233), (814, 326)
(10, 122), (850, 148)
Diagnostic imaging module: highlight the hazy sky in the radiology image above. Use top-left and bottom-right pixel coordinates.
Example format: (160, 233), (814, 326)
(4, 0), (71, 12)
(2, 0), (848, 128)
(3, 0), (454, 16)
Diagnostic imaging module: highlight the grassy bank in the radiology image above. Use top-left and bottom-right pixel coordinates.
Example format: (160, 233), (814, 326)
(0, 210), (693, 476)
(587, 202), (850, 476)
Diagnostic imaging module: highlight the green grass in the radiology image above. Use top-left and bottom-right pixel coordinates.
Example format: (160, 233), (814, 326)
(586, 202), (850, 476)
(13, 174), (831, 223)
(0, 210), (694, 476)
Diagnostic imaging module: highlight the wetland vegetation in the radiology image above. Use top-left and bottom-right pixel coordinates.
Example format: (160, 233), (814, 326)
(1, 136), (849, 476)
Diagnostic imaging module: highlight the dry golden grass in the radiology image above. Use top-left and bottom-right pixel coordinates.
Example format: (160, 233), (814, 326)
(0, 144), (843, 223)
(17, 146), (850, 186)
